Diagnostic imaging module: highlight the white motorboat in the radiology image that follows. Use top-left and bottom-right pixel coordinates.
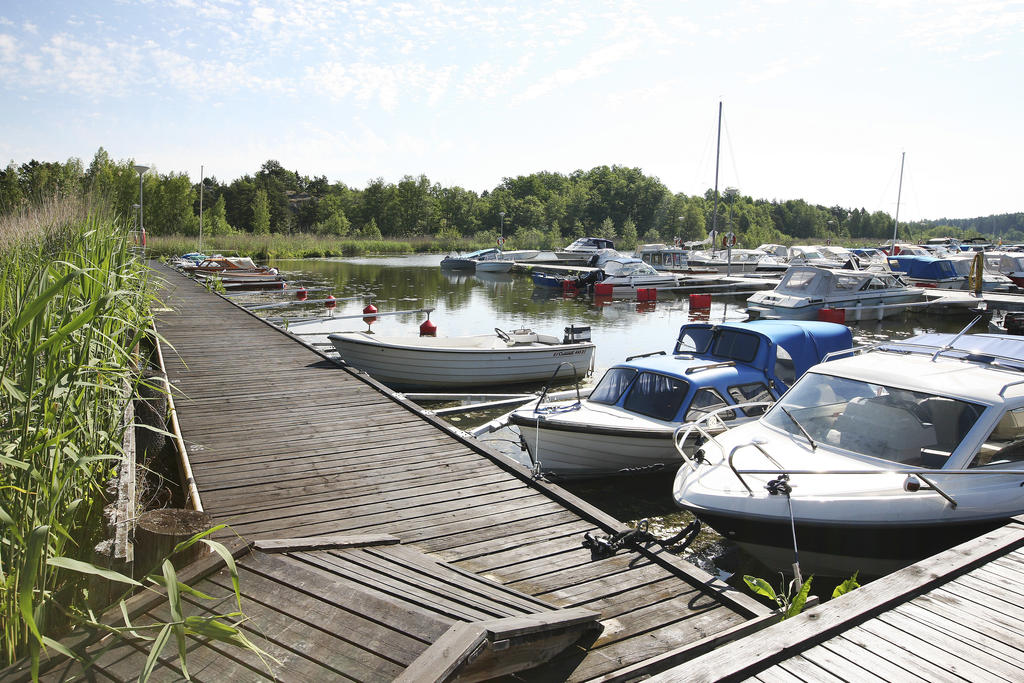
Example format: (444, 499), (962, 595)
(885, 255), (966, 289)
(746, 265), (923, 320)
(982, 251), (1024, 288)
(328, 326), (595, 389)
(439, 247), (502, 270)
(554, 237), (615, 262)
(685, 249), (768, 274)
(597, 258), (681, 288)
(673, 330), (1024, 577)
(474, 257), (515, 273)
(633, 243), (692, 271)
(440, 245), (503, 266)
(510, 320), (852, 479)
(944, 254), (1011, 291)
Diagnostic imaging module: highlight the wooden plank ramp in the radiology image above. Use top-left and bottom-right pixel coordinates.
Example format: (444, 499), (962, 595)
(11, 263), (772, 682)
(638, 517), (1024, 682)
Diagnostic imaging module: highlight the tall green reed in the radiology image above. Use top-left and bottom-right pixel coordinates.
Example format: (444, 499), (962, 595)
(0, 198), (153, 666)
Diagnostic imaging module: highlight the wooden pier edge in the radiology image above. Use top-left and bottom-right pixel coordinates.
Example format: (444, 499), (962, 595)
(154, 265), (769, 620)
(645, 518), (1024, 682)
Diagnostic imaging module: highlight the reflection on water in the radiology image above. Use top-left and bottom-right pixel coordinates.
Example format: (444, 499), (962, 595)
(263, 255), (987, 590)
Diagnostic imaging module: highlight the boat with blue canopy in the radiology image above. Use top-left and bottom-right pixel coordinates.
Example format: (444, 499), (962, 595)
(886, 255), (966, 289)
(510, 320), (853, 479)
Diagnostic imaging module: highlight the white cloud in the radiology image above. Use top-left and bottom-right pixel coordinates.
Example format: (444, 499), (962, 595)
(0, 33), (16, 62)
(521, 38), (641, 101)
(39, 33), (128, 96)
(745, 58), (792, 84)
(23, 22), (37, 35)
(251, 5), (277, 30)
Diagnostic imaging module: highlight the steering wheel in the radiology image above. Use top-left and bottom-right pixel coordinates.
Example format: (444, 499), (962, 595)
(495, 327), (511, 342)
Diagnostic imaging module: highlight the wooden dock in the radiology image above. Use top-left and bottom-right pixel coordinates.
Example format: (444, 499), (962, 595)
(637, 517), (1024, 681)
(15, 263), (776, 681)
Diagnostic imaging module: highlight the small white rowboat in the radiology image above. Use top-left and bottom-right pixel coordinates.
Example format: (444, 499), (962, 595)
(328, 327), (595, 389)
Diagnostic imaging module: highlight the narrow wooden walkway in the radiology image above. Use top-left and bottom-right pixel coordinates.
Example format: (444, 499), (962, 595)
(640, 517), (1024, 682)
(123, 264), (769, 680)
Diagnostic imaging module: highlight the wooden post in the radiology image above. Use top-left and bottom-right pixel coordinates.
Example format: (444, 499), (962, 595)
(132, 508), (213, 579)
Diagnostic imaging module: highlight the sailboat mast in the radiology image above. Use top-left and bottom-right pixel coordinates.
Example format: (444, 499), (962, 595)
(199, 164), (204, 253)
(711, 101), (722, 244)
(889, 152), (905, 254)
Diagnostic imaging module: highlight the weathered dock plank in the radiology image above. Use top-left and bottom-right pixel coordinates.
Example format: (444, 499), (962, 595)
(645, 518), (1024, 681)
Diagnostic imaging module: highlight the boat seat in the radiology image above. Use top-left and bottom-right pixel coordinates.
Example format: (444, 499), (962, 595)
(915, 397), (974, 456)
(835, 397), (935, 463)
(972, 409), (1024, 467)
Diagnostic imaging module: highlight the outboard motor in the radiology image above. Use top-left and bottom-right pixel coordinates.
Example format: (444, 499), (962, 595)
(563, 325), (591, 344)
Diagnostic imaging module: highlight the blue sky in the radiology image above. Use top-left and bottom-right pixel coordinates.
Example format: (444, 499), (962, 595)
(1, 0), (1021, 221)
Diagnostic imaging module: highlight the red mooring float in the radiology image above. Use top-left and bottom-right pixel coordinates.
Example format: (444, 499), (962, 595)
(689, 293), (712, 309)
(296, 287), (308, 301)
(325, 295), (336, 308)
(420, 318), (437, 336)
(362, 303), (378, 326)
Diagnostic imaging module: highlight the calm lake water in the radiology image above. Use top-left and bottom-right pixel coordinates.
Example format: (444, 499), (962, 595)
(257, 254), (981, 585)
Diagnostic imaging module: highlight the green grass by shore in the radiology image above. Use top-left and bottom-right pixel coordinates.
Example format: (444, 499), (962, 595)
(143, 231), (554, 260)
(145, 233), (438, 259)
(0, 198), (154, 666)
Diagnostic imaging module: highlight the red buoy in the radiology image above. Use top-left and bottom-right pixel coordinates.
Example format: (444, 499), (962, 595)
(325, 295), (336, 308)
(420, 318), (437, 336)
(817, 308), (846, 323)
(689, 293), (712, 309)
(362, 303), (378, 326)
(296, 287), (308, 301)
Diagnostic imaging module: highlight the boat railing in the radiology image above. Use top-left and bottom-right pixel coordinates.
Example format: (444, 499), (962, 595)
(534, 361), (584, 413)
(820, 339), (1024, 376)
(625, 350), (666, 362)
(672, 401), (774, 471)
(721, 445), (1024, 509)
(684, 360), (736, 375)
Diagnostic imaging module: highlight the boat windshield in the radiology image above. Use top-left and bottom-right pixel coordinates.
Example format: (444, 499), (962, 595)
(589, 368), (638, 405)
(604, 260), (660, 276)
(676, 328), (714, 354)
(622, 372), (689, 421)
(777, 269), (822, 295)
(674, 327), (760, 363)
(762, 372), (985, 467)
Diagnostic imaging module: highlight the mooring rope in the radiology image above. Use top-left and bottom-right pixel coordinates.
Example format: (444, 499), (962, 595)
(766, 474), (803, 587)
(582, 517), (703, 566)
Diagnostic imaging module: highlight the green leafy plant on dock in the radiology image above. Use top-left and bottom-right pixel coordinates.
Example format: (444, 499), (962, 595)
(830, 571), (861, 599)
(744, 574), (815, 620)
(0, 198), (154, 668)
(744, 571), (861, 620)
(39, 526), (276, 681)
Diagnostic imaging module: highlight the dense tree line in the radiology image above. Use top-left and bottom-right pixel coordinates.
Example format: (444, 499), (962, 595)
(2, 148), (1020, 249)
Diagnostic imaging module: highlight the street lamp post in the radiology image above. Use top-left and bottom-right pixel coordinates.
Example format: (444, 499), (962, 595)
(133, 165), (149, 247)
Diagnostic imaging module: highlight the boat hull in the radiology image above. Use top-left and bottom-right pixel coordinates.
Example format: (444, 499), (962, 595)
(512, 414), (692, 478)
(475, 260), (515, 273)
(747, 292), (923, 321)
(678, 504), (1007, 577)
(328, 333), (595, 389)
